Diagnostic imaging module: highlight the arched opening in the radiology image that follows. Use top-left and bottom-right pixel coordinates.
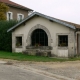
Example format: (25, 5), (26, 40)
(31, 29), (48, 46)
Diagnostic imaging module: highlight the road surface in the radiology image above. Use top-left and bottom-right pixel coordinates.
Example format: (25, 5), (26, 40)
(0, 62), (59, 80)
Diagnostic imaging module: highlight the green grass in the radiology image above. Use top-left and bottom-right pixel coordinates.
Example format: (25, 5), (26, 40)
(0, 51), (80, 62)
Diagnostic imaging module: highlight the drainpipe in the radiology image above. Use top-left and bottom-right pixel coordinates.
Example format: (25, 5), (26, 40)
(74, 30), (77, 56)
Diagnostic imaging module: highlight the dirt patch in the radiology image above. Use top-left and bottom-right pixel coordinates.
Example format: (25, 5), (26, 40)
(17, 61), (80, 80)
(5, 62), (13, 65)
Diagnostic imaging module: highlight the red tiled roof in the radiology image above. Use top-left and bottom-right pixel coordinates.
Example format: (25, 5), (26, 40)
(54, 17), (80, 29)
(0, 0), (32, 11)
(67, 22), (80, 29)
(61, 20), (80, 29)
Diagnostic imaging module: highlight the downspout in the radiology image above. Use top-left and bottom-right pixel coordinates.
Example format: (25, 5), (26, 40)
(74, 29), (77, 56)
(76, 33), (79, 55)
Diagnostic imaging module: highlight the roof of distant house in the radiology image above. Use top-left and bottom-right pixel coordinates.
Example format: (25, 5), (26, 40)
(0, 0), (33, 11)
(7, 12), (80, 32)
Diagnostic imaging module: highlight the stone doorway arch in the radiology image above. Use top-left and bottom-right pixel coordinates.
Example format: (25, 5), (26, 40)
(27, 24), (52, 46)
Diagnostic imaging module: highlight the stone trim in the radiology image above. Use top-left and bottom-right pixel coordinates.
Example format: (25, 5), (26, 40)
(15, 34), (24, 48)
(12, 33), (24, 52)
(27, 24), (52, 46)
(17, 13), (24, 21)
(68, 29), (75, 57)
(7, 11), (13, 20)
(56, 33), (69, 49)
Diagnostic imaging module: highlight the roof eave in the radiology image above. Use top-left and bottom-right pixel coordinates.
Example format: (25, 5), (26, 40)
(7, 13), (35, 32)
(7, 12), (76, 32)
(34, 12), (76, 30)
(7, 4), (33, 11)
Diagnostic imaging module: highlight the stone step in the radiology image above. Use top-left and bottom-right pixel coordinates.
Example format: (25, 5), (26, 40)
(23, 49), (52, 57)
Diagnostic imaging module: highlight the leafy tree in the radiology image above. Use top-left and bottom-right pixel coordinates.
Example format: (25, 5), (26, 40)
(0, 2), (9, 20)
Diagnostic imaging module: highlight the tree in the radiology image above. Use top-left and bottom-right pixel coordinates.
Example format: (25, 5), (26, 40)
(0, 2), (9, 20)
(0, 20), (18, 52)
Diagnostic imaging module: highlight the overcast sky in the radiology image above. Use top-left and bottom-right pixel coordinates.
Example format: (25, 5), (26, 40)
(11, 0), (80, 24)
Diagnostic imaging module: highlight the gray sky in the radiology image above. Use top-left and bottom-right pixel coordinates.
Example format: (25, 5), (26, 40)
(11, 0), (80, 24)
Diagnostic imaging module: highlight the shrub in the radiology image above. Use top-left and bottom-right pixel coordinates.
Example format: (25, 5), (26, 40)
(0, 20), (18, 52)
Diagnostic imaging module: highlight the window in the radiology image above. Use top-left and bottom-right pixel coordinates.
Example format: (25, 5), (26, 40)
(17, 14), (24, 21)
(58, 35), (68, 47)
(28, 11), (33, 15)
(7, 12), (13, 20)
(31, 29), (48, 46)
(16, 37), (22, 47)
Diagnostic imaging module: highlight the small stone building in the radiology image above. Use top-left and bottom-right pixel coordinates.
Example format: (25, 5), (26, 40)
(7, 12), (80, 57)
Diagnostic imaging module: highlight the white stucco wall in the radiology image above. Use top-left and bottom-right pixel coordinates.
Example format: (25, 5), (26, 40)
(12, 16), (75, 57)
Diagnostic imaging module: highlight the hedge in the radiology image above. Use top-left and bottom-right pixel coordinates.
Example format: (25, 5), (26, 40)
(0, 20), (18, 52)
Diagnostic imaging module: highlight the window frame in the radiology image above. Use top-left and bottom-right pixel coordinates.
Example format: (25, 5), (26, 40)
(16, 36), (22, 48)
(58, 35), (68, 47)
(31, 29), (48, 46)
(17, 13), (24, 21)
(7, 11), (13, 20)
(28, 11), (33, 15)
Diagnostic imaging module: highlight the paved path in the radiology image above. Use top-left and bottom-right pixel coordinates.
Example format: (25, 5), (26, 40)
(0, 60), (78, 80)
(0, 61), (61, 80)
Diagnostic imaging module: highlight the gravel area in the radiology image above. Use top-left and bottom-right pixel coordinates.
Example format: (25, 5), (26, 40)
(0, 59), (80, 80)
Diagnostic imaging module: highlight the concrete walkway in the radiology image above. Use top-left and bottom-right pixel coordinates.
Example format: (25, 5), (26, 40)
(0, 63), (58, 80)
(0, 60), (75, 80)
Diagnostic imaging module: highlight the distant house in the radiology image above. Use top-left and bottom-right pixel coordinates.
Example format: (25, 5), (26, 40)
(7, 12), (80, 58)
(0, 0), (33, 21)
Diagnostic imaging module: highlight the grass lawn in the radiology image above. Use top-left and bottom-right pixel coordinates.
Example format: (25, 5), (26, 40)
(0, 51), (80, 62)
